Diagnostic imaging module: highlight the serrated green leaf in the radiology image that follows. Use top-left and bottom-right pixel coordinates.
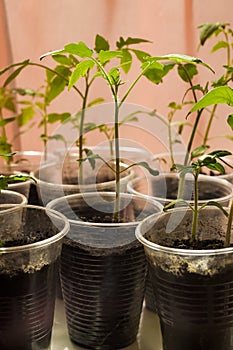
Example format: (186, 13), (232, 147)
(98, 50), (122, 64)
(190, 86), (233, 112)
(227, 114), (233, 130)
(120, 49), (132, 74)
(64, 42), (93, 58)
(94, 35), (109, 53)
(68, 60), (95, 90)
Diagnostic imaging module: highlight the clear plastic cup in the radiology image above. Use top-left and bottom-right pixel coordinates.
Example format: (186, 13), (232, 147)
(0, 205), (69, 350)
(47, 192), (162, 349)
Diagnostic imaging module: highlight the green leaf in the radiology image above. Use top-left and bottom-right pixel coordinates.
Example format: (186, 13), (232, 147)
(46, 76), (67, 103)
(141, 61), (164, 84)
(120, 49), (132, 74)
(198, 23), (226, 45)
(177, 63), (198, 82)
(211, 40), (229, 53)
(4, 95), (16, 112)
(87, 97), (104, 108)
(208, 150), (232, 158)
(119, 111), (139, 125)
(227, 114), (233, 130)
(52, 54), (73, 65)
(206, 161), (225, 174)
(108, 67), (120, 85)
(13, 88), (36, 97)
(0, 117), (16, 127)
(64, 42), (93, 58)
(190, 86), (233, 112)
(68, 60), (95, 89)
(151, 54), (214, 73)
(18, 106), (35, 127)
(131, 49), (151, 62)
(3, 65), (27, 87)
(116, 37), (151, 49)
(84, 148), (96, 170)
(0, 137), (12, 158)
(133, 162), (159, 176)
(47, 112), (71, 123)
(94, 34), (109, 53)
(47, 134), (67, 142)
(172, 163), (195, 176)
(164, 198), (192, 211)
(83, 122), (98, 133)
(0, 59), (30, 76)
(98, 50), (122, 64)
(191, 145), (210, 159)
(201, 201), (229, 217)
(55, 65), (72, 79)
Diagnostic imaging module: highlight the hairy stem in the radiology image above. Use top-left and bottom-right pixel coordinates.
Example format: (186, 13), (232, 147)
(191, 172), (199, 242)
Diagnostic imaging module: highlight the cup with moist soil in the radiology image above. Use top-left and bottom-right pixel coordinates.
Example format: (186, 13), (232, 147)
(47, 191), (163, 349)
(0, 205), (69, 350)
(136, 207), (233, 350)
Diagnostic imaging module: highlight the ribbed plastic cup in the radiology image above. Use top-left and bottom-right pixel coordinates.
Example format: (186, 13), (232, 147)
(47, 192), (162, 349)
(136, 207), (233, 350)
(130, 174), (233, 313)
(0, 205), (69, 350)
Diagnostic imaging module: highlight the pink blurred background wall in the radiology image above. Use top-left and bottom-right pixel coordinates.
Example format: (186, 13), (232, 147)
(0, 0), (232, 155)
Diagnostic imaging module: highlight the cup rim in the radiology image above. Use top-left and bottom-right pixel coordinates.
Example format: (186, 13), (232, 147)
(128, 173), (233, 205)
(34, 161), (135, 190)
(135, 207), (233, 256)
(0, 189), (28, 213)
(0, 204), (70, 253)
(46, 191), (163, 228)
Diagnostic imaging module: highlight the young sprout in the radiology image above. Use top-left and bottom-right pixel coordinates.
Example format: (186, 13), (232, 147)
(165, 150), (233, 245)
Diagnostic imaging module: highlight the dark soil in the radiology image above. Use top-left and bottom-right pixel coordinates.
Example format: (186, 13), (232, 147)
(163, 238), (228, 250)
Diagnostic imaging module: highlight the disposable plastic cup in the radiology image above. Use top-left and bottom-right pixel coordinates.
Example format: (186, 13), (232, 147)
(47, 192), (162, 349)
(0, 205), (69, 350)
(136, 207), (233, 350)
